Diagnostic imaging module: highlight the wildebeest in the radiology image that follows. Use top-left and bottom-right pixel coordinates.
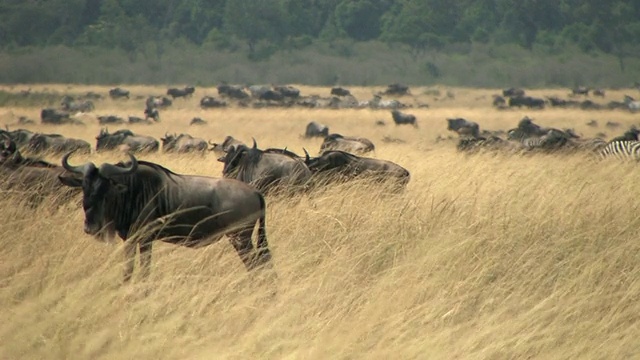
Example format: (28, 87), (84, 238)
(593, 89), (606, 97)
(382, 83), (410, 96)
(0, 127), (34, 148)
(391, 110), (417, 127)
(27, 133), (91, 155)
(218, 139), (311, 194)
(508, 96), (545, 109)
(145, 96), (172, 109)
(95, 128), (159, 153)
(0, 137), (80, 207)
(446, 118), (480, 138)
(144, 107), (160, 122)
(98, 115), (126, 125)
(304, 121), (329, 138)
(303, 149), (410, 189)
(610, 127), (640, 143)
(217, 84), (250, 99)
(502, 88), (525, 97)
(492, 95), (507, 108)
(247, 85), (271, 99)
(209, 136), (246, 157)
(60, 96), (95, 113)
(166, 86), (195, 99)
(58, 152), (272, 282)
(40, 108), (77, 125)
(190, 117), (207, 126)
(319, 134), (375, 155)
(571, 86), (590, 96)
(506, 117), (549, 141)
(331, 87), (351, 97)
(161, 133), (208, 153)
(273, 85), (300, 98)
(200, 96), (227, 108)
(109, 87), (130, 99)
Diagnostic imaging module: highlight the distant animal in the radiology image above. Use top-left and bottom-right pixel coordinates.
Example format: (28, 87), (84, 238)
(166, 86), (195, 99)
(0, 127), (34, 148)
(492, 95), (506, 107)
(506, 117), (549, 141)
(247, 85), (271, 99)
(446, 118), (480, 138)
(508, 96), (545, 109)
(40, 108), (76, 125)
(303, 149), (410, 188)
(391, 110), (417, 127)
(98, 115), (126, 125)
(144, 107), (160, 122)
(95, 128), (159, 153)
(27, 133), (91, 155)
(572, 86), (590, 96)
(319, 134), (375, 155)
(502, 88), (525, 97)
(331, 87), (351, 97)
(382, 83), (410, 96)
(58, 152), (273, 282)
(586, 120), (598, 127)
(217, 84), (249, 99)
(217, 139), (311, 194)
(593, 89), (606, 97)
(304, 121), (329, 138)
(161, 133), (208, 153)
(273, 85), (300, 98)
(456, 136), (511, 153)
(60, 96), (94, 113)
(259, 90), (285, 102)
(109, 87), (130, 99)
(128, 116), (153, 125)
(609, 128), (640, 143)
(209, 136), (246, 157)
(190, 117), (207, 126)
(145, 96), (172, 109)
(200, 96), (227, 108)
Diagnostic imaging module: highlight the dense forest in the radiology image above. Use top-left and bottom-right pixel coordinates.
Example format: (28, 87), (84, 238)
(1, 0), (640, 87)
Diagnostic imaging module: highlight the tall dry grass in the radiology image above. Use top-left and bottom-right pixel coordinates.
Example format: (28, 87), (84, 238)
(1, 85), (640, 359)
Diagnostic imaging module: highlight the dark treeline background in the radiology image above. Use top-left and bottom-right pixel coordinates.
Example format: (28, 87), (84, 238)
(1, 0), (639, 87)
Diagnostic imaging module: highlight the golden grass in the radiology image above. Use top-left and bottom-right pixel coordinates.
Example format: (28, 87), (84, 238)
(1, 85), (640, 359)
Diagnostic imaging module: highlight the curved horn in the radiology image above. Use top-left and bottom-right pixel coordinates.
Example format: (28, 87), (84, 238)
(62, 150), (90, 175)
(252, 137), (257, 149)
(303, 148), (310, 162)
(99, 153), (138, 178)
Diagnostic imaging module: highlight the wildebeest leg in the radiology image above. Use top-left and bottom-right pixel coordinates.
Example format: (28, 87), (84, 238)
(139, 241), (153, 279)
(228, 228), (257, 270)
(123, 239), (137, 283)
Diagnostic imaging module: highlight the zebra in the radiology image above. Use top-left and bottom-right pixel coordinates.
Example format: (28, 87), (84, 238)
(517, 129), (572, 152)
(599, 141), (640, 161)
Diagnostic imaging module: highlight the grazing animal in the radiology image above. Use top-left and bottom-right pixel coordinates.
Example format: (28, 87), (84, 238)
(304, 121), (329, 138)
(200, 96), (227, 108)
(144, 107), (160, 122)
(502, 88), (525, 97)
(383, 83), (410, 96)
(95, 128), (159, 153)
(40, 108), (76, 125)
(598, 141), (640, 161)
(98, 115), (126, 125)
(161, 133), (208, 153)
(303, 149), (410, 189)
(331, 87), (351, 97)
(145, 96), (172, 109)
(391, 110), (417, 127)
(593, 89), (606, 97)
(109, 87), (130, 99)
(209, 136), (246, 157)
(27, 133), (91, 155)
(508, 96), (545, 109)
(320, 134), (375, 155)
(571, 86), (590, 96)
(0, 127), (34, 148)
(218, 139), (311, 194)
(273, 85), (300, 98)
(217, 84), (250, 99)
(58, 152), (272, 282)
(446, 118), (480, 138)
(60, 96), (95, 113)
(190, 117), (207, 126)
(166, 86), (195, 99)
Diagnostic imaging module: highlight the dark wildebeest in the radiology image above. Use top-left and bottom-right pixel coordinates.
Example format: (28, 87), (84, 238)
(190, 117), (207, 126)
(502, 88), (525, 97)
(247, 85), (270, 99)
(60, 96), (95, 113)
(0, 136), (80, 206)
(508, 96), (545, 109)
(40, 108), (73, 125)
(391, 110), (418, 127)
(167, 86), (195, 99)
(593, 89), (606, 97)
(572, 86), (589, 96)
(95, 128), (159, 153)
(200, 96), (227, 108)
(109, 87), (130, 99)
(610, 127), (640, 143)
(303, 149), (410, 189)
(145, 96), (172, 109)
(304, 121), (329, 138)
(98, 115), (126, 125)
(144, 107), (160, 122)
(161, 133), (208, 153)
(273, 85), (300, 99)
(383, 83), (410, 96)
(492, 95), (507, 108)
(506, 117), (549, 141)
(331, 87), (351, 97)
(27, 133), (91, 155)
(446, 118), (480, 138)
(259, 90), (285, 102)
(58, 152), (272, 282)
(319, 134), (375, 155)
(209, 136), (246, 157)
(0, 127), (34, 148)
(128, 116), (153, 125)
(218, 139), (311, 194)
(217, 84), (250, 99)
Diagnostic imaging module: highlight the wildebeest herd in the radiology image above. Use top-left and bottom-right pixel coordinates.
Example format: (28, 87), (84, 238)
(2, 82), (640, 283)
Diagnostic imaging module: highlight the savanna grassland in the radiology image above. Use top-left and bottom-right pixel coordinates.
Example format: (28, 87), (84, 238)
(1, 84), (640, 359)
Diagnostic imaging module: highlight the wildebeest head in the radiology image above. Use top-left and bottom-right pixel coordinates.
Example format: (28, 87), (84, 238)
(217, 139), (258, 177)
(59, 151), (138, 236)
(0, 135), (19, 164)
(161, 132), (177, 149)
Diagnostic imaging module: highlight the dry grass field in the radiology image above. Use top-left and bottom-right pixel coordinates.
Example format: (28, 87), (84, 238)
(1, 84), (640, 359)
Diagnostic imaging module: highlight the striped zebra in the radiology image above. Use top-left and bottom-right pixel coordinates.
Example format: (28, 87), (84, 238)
(598, 141), (640, 161)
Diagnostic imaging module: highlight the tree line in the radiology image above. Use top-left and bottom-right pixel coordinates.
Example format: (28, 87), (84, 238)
(2, 0), (639, 59)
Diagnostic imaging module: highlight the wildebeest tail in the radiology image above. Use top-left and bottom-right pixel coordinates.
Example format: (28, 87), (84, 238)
(256, 193), (269, 251)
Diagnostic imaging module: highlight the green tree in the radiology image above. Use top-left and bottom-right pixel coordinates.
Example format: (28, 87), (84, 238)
(223, 0), (287, 53)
